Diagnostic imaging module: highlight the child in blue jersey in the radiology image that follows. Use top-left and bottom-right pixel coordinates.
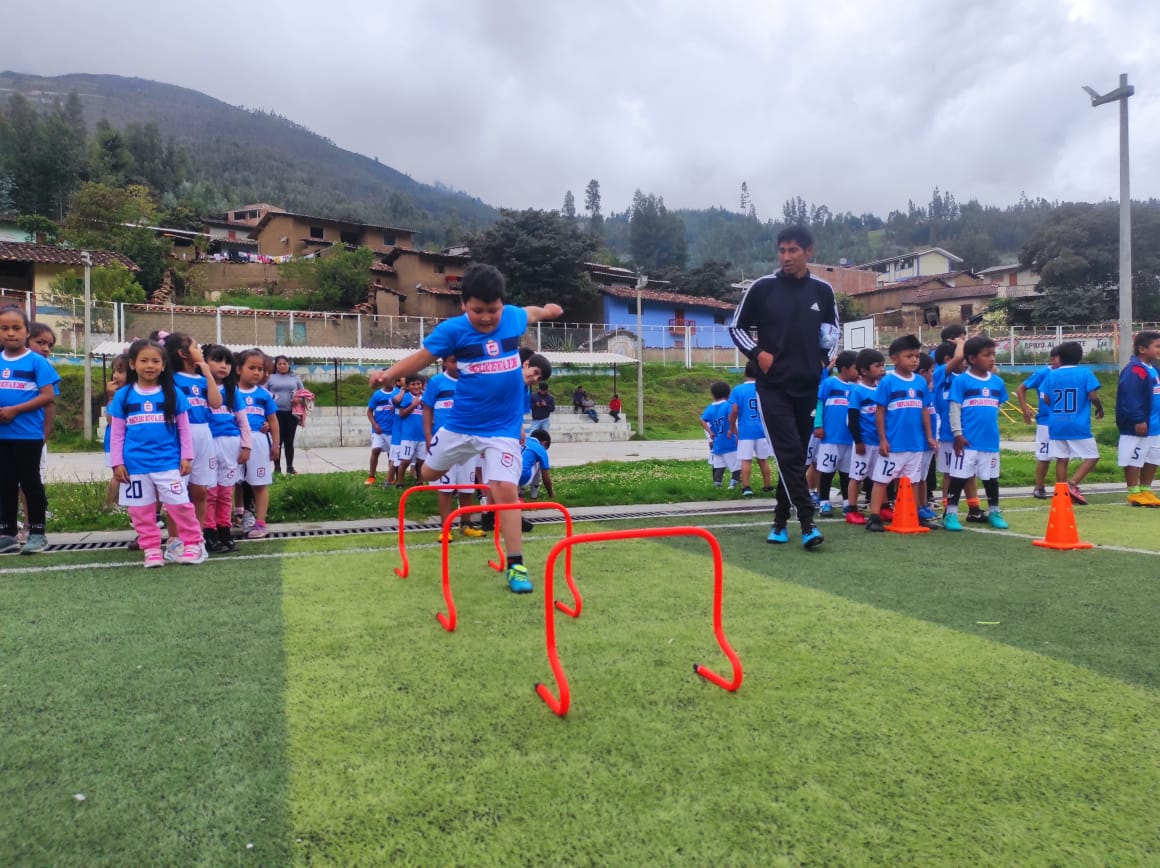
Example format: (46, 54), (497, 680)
(1115, 330), (1160, 507)
(0, 306), (60, 554)
(866, 335), (936, 532)
(374, 263), (563, 594)
(813, 350), (859, 517)
(728, 359), (773, 496)
(1015, 346), (1062, 499)
(391, 375), (427, 486)
(366, 377), (400, 486)
(236, 349), (280, 538)
(108, 338), (205, 567)
(203, 345), (252, 552)
(943, 336), (1010, 531)
(844, 348), (885, 525)
(520, 428), (554, 500)
(701, 381), (740, 489)
(103, 354), (130, 510)
(932, 338), (987, 522)
(421, 356), (486, 540)
(159, 332), (222, 560)
(1042, 341), (1104, 505)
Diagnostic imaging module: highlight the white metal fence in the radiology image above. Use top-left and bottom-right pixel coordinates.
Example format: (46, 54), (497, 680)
(25, 293), (1160, 369)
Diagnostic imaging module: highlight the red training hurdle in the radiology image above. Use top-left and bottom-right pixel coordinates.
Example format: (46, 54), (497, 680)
(437, 502), (579, 633)
(394, 484), (499, 578)
(534, 526), (743, 718)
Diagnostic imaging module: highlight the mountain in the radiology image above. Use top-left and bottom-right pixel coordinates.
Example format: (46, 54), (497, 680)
(0, 71), (497, 242)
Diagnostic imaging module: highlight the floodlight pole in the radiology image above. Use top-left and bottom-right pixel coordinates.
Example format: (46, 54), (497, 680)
(635, 273), (647, 438)
(1084, 73), (1135, 365)
(81, 251), (93, 442)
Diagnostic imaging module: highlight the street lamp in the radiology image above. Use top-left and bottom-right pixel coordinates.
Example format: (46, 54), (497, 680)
(1083, 73), (1135, 365)
(635, 271), (647, 438)
(80, 250), (93, 442)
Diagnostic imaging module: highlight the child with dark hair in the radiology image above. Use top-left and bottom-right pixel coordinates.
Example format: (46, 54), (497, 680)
(0, 306), (59, 554)
(931, 336), (984, 521)
(392, 374), (427, 486)
(701, 380), (740, 489)
(1115, 330), (1160, 507)
(108, 338), (205, 567)
(729, 358), (773, 496)
(374, 262), (563, 594)
(203, 344), (252, 552)
(866, 335), (936, 532)
(843, 348), (885, 525)
(944, 336), (1009, 530)
(1016, 345), (1062, 498)
(813, 350), (859, 516)
(520, 428), (554, 500)
(235, 348), (279, 538)
(1042, 341), (1104, 504)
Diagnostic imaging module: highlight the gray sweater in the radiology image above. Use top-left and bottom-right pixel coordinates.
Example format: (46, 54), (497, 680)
(267, 372), (304, 411)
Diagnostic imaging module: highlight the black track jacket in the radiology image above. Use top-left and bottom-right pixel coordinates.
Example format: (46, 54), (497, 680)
(728, 269), (839, 397)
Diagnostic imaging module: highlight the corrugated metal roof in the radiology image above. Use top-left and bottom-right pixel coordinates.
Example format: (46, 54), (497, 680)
(89, 342), (638, 366)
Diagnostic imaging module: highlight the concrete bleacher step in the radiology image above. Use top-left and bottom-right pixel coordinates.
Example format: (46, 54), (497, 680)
(295, 408), (632, 448)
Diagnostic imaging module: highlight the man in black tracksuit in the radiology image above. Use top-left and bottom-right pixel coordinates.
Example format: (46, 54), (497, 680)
(729, 225), (839, 548)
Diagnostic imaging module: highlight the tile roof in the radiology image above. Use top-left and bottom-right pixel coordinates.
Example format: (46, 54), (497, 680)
(598, 283), (736, 312)
(0, 242), (139, 271)
(250, 210), (418, 238)
(417, 284), (461, 296)
(902, 283), (998, 304)
(880, 271), (977, 290)
(370, 262), (396, 274)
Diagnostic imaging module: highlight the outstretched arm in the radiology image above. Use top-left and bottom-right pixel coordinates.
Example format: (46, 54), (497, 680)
(374, 350), (437, 389)
(525, 303), (564, 324)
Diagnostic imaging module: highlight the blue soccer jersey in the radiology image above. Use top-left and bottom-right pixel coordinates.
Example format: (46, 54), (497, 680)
(728, 381), (764, 440)
(519, 437), (551, 486)
(238, 385), (278, 435)
(701, 400), (737, 455)
(367, 388), (396, 432)
(849, 381), (880, 446)
(174, 371), (213, 425)
(108, 384), (190, 474)
(1150, 367), (1160, 436)
(817, 376), (855, 445)
(1043, 365), (1100, 440)
(875, 371), (929, 452)
(931, 364), (958, 443)
(1022, 366), (1052, 425)
(0, 349), (60, 440)
(395, 392), (425, 442)
(423, 305), (530, 439)
(422, 373), (458, 433)
(207, 386), (244, 438)
(950, 370), (1008, 452)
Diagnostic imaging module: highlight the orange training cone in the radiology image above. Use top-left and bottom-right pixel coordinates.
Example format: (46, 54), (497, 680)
(1033, 482), (1093, 550)
(887, 477), (929, 534)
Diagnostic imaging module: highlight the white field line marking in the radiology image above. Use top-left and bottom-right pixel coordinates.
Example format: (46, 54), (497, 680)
(9, 517), (1159, 577)
(0, 520), (776, 577)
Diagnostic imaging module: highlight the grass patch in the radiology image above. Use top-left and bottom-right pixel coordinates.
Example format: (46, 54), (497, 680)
(0, 550), (292, 864)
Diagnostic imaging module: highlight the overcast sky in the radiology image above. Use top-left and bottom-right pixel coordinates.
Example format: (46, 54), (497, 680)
(5, 0), (1159, 219)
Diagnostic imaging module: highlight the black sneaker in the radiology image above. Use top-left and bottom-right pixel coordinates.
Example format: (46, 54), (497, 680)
(866, 516), (886, 533)
(966, 509), (989, 523)
(204, 530), (222, 553)
(218, 526), (237, 553)
(480, 512), (496, 532)
(741, 487), (754, 497)
(521, 518), (534, 533)
(1032, 487), (1049, 500)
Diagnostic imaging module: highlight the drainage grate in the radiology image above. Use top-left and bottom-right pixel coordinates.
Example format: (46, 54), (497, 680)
(37, 502), (773, 553)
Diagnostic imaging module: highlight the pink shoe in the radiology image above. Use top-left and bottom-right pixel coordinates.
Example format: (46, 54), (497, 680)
(180, 544), (207, 565)
(246, 523), (269, 540)
(143, 548), (165, 568)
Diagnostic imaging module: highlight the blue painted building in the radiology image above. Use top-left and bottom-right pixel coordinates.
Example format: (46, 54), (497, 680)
(583, 263), (737, 349)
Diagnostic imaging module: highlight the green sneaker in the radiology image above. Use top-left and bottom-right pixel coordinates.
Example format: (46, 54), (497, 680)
(20, 534), (48, 554)
(942, 512), (964, 532)
(507, 563), (533, 594)
(987, 509), (1009, 530)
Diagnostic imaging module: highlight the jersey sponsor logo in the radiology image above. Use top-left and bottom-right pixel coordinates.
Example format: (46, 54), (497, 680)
(465, 355), (519, 375)
(127, 414), (167, 424)
(891, 399), (924, 410)
(962, 397), (999, 407)
(434, 399), (454, 409)
(485, 339), (500, 357)
(0, 379), (32, 390)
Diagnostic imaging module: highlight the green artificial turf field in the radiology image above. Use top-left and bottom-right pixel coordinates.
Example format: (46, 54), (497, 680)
(2, 498), (1158, 864)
